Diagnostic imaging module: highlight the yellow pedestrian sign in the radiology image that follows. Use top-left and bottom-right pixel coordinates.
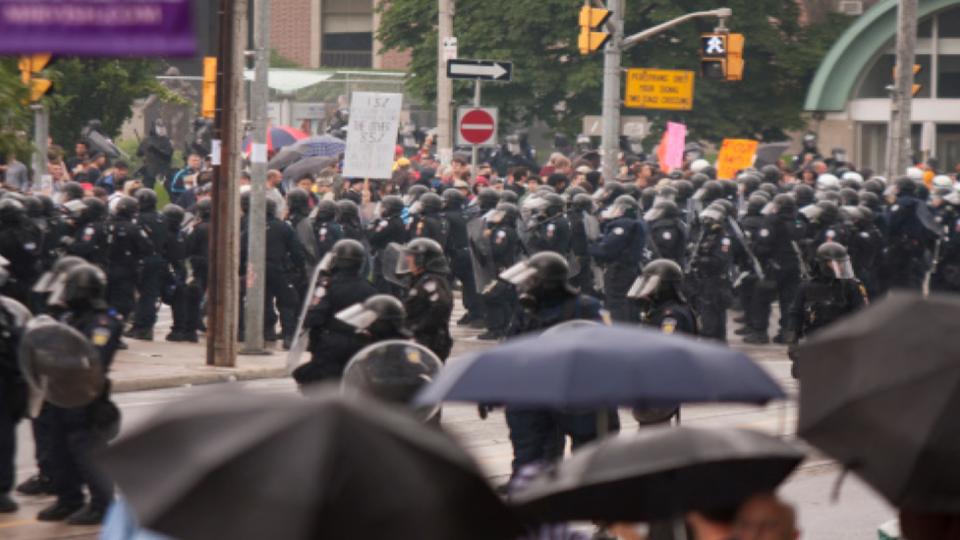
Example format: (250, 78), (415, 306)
(625, 68), (695, 111)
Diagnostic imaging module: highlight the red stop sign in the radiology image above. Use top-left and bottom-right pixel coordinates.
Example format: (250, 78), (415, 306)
(459, 109), (496, 145)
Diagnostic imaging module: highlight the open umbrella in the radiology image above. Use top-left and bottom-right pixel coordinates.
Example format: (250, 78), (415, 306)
(754, 142), (791, 169)
(414, 324), (784, 409)
(243, 125), (309, 155)
(797, 292), (960, 514)
(267, 146), (304, 171)
(512, 426), (805, 523)
(281, 156), (338, 189)
(293, 134), (347, 158)
(101, 389), (521, 540)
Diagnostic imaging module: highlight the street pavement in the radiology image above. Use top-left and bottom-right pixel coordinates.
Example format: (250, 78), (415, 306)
(0, 301), (894, 539)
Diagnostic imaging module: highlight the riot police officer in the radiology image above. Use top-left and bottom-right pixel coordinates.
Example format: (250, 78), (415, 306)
(126, 188), (168, 340)
(285, 188), (312, 231)
(643, 199), (687, 264)
(336, 199), (365, 243)
(0, 199), (41, 305)
(568, 193), (597, 296)
(399, 238), (454, 361)
(844, 205), (884, 299)
(629, 258), (697, 334)
(298, 200), (343, 274)
(882, 176), (938, 290)
(336, 294), (412, 342)
(688, 203), (734, 342)
(526, 193), (571, 256)
(733, 194), (771, 343)
(183, 198), (211, 340)
(367, 195), (407, 294)
(0, 260), (29, 513)
(441, 188), (482, 326)
(590, 195), (645, 322)
(408, 192), (449, 247)
(105, 196), (151, 322)
(64, 198), (110, 269)
(292, 239), (377, 385)
(160, 204), (190, 342)
(478, 203), (522, 340)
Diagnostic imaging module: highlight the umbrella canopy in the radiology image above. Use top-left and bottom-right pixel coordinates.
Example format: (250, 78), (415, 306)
(293, 134), (347, 158)
(415, 324), (784, 408)
(754, 142), (791, 169)
(243, 126), (309, 154)
(797, 292), (960, 514)
(267, 146), (305, 171)
(101, 389), (521, 540)
(281, 156), (338, 188)
(512, 426), (805, 523)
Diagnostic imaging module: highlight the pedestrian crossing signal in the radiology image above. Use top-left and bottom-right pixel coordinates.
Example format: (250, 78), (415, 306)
(700, 33), (744, 81)
(578, 5), (611, 55)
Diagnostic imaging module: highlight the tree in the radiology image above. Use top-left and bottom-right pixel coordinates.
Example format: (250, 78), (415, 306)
(377, 0), (852, 144)
(0, 59), (32, 160)
(46, 58), (165, 149)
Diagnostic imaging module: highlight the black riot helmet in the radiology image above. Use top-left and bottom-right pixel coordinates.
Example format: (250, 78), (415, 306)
(816, 199), (840, 224)
(710, 198), (736, 218)
(640, 187), (657, 211)
(627, 258), (684, 302)
(336, 199), (360, 222)
(764, 193), (797, 217)
(336, 295), (411, 339)
(816, 241), (855, 279)
(542, 193), (565, 217)
(643, 199), (680, 222)
(196, 197), (213, 220)
(488, 202), (519, 227)
(286, 188), (310, 216)
(112, 196), (139, 220)
(761, 164), (782, 184)
(673, 180), (694, 204)
(689, 173), (710, 190)
(602, 194), (639, 220)
(318, 238), (366, 275)
(135, 188), (158, 213)
(719, 179), (738, 202)
(746, 193), (768, 216)
(378, 195), (404, 218)
(61, 264), (108, 310)
(758, 183), (779, 198)
(162, 204), (185, 232)
(0, 198), (26, 225)
(571, 193), (595, 213)
(22, 196), (42, 218)
(441, 188), (466, 210)
(412, 192), (443, 215)
(563, 186), (587, 203)
(694, 180), (724, 205)
(839, 187), (860, 207)
(33, 255), (87, 301)
(403, 184), (429, 207)
(858, 191), (881, 212)
(37, 195), (56, 218)
(315, 199), (338, 222)
(400, 237), (449, 275)
(61, 181), (85, 202)
(862, 178), (885, 197)
(594, 181), (625, 207)
(340, 340), (442, 422)
(81, 197), (107, 223)
(794, 184), (815, 207)
(499, 251), (575, 297)
(499, 190), (519, 204)
(738, 174), (762, 197)
(894, 176), (918, 197)
(476, 188), (500, 211)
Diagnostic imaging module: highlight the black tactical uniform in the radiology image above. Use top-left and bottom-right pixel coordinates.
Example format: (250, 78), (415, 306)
(442, 188), (482, 325)
(160, 205), (190, 342)
(845, 206), (884, 299)
(336, 199), (366, 243)
(567, 194), (597, 296)
(590, 195), (645, 322)
(183, 199), (211, 339)
(300, 200), (344, 274)
(401, 238), (454, 361)
(734, 195), (767, 342)
(688, 204), (734, 342)
(479, 203), (522, 340)
(643, 199), (687, 264)
(882, 177), (937, 290)
(367, 195), (407, 295)
(526, 194), (572, 256)
(285, 188), (312, 231)
(105, 197), (152, 321)
(931, 196), (960, 293)
(750, 194), (806, 344)
(292, 240), (377, 385)
(0, 292), (27, 513)
(0, 200), (42, 305)
(408, 192), (449, 247)
(128, 189), (168, 339)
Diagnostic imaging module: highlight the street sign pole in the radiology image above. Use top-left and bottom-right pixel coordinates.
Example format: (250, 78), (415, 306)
(31, 103), (48, 181)
(437, 0), (454, 167)
(471, 79), (481, 175)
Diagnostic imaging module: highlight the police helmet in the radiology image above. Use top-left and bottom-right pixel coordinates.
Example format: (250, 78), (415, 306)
(476, 188), (500, 211)
(336, 294), (410, 339)
(0, 198), (26, 224)
(336, 199), (360, 222)
(758, 183), (779, 198)
(196, 198), (213, 220)
(640, 187), (657, 211)
(61, 181), (85, 202)
(761, 164), (782, 184)
(315, 199), (338, 222)
(571, 193), (595, 213)
(861, 178), (885, 197)
(672, 179), (694, 203)
(403, 185), (429, 207)
(893, 176), (918, 197)
(378, 195), (404, 218)
(22, 196), (42, 218)
(689, 173), (710, 190)
(61, 264), (108, 310)
(593, 181), (625, 207)
(112, 196), (138, 219)
(135, 188), (158, 212)
(499, 251), (574, 295)
(499, 190), (519, 204)
(602, 194), (639, 220)
(411, 192), (442, 215)
(441, 188), (466, 210)
(627, 258), (684, 301)
(317, 238), (367, 275)
(162, 204), (185, 231)
(488, 202), (519, 227)
(694, 180), (724, 205)
(746, 193), (768, 216)
(839, 187), (860, 207)
(816, 173), (840, 191)
(82, 197), (107, 223)
(794, 184), (816, 207)
(763, 193), (797, 217)
(816, 242), (855, 279)
(643, 199), (680, 222)
(400, 238), (449, 275)
(33, 255), (87, 297)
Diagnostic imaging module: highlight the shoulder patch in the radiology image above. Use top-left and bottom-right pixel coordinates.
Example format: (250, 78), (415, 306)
(92, 327), (111, 346)
(661, 231), (672, 240)
(891, 204), (899, 212)
(759, 228), (770, 238)
(613, 227), (624, 235)
(660, 317), (678, 335)
(423, 279), (437, 293)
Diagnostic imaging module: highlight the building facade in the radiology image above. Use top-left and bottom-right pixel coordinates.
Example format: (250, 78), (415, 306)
(805, 0), (960, 174)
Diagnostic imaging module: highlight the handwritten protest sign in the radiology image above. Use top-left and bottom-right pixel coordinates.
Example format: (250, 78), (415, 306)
(342, 92), (403, 180)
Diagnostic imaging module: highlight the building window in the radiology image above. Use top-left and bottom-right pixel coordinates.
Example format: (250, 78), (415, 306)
(937, 7), (960, 38)
(937, 124), (960, 173)
(321, 0), (373, 68)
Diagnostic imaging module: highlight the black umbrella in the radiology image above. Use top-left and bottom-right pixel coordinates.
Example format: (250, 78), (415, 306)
(267, 145), (304, 171)
(798, 292), (960, 514)
(512, 426), (805, 523)
(101, 389), (521, 540)
(281, 156), (338, 188)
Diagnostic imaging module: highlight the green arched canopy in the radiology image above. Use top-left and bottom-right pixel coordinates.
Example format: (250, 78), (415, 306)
(804, 0), (960, 112)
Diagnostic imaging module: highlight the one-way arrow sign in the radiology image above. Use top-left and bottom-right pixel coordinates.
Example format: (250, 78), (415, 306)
(446, 59), (513, 81)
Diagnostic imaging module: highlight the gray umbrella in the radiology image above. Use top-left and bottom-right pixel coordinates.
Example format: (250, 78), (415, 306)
(101, 388), (521, 540)
(267, 146), (304, 171)
(512, 426), (805, 523)
(754, 142), (791, 169)
(281, 156), (338, 189)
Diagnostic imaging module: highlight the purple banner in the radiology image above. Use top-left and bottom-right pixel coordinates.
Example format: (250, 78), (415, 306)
(0, 0), (196, 57)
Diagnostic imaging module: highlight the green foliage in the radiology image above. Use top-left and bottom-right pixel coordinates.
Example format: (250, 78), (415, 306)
(47, 58), (162, 148)
(377, 0), (853, 144)
(0, 59), (33, 159)
(271, 49), (302, 69)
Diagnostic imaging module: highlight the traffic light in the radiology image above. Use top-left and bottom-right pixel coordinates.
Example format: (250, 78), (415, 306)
(700, 33), (745, 81)
(578, 4), (611, 55)
(202, 56), (217, 119)
(892, 64), (923, 97)
(18, 53), (53, 102)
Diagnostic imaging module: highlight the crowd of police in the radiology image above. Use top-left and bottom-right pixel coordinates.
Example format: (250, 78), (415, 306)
(1, 129), (957, 525)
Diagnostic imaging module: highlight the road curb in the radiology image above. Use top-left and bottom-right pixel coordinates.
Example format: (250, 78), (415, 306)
(113, 366), (288, 393)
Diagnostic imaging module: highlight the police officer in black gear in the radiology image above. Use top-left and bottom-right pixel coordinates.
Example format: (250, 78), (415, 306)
(337, 294), (412, 342)
(408, 192), (448, 247)
(476, 188), (500, 213)
(629, 258), (697, 334)
(732, 194), (768, 342)
(37, 264), (121, 525)
(785, 242), (868, 377)
(761, 164), (782, 185)
(442, 188), (483, 326)
(643, 199), (686, 264)
(285, 188), (312, 230)
(0, 271), (28, 513)
(59, 182), (85, 204)
(478, 203), (522, 340)
(160, 204), (191, 342)
(800, 200), (850, 266)
(292, 239), (377, 385)
(931, 192), (960, 293)
(882, 177), (937, 290)
(302, 199), (344, 273)
(688, 202), (734, 341)
(368, 195), (407, 294)
(105, 196), (151, 322)
(501, 251), (617, 476)
(499, 189), (519, 205)
(526, 193), (571, 256)
(399, 238), (454, 361)
(567, 193), (597, 296)
(403, 184), (429, 207)
(593, 181), (625, 211)
(336, 199), (365, 243)
(590, 195), (645, 322)
(794, 184), (816, 208)
(183, 198), (211, 340)
(65, 198), (110, 269)
(0, 199), (42, 304)
(126, 188), (167, 340)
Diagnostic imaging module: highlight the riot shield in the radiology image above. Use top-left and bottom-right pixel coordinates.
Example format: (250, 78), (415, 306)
(916, 203), (944, 238)
(379, 242), (410, 287)
(18, 316), (104, 416)
(467, 216), (498, 294)
(0, 296), (31, 328)
(286, 263), (326, 374)
(340, 340), (442, 422)
(295, 216), (318, 269)
(582, 212), (601, 242)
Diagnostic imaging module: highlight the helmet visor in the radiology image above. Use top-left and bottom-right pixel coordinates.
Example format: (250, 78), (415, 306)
(317, 252), (336, 274)
(699, 207), (725, 223)
(643, 206), (664, 222)
(395, 253), (413, 276)
(761, 202), (778, 216)
(486, 209), (506, 225)
(499, 261), (537, 286)
(828, 258), (856, 280)
(692, 188), (706, 202)
(408, 201), (423, 215)
(335, 303), (379, 330)
(799, 204), (823, 222)
(627, 274), (660, 300)
(601, 204), (624, 220)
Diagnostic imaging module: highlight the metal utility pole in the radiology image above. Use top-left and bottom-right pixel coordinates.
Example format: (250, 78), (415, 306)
(30, 103), (48, 182)
(599, 6), (732, 182)
(241, 0), (270, 355)
(207, 0), (246, 367)
(437, 0), (454, 166)
(887, 0), (919, 178)
(600, 0), (624, 183)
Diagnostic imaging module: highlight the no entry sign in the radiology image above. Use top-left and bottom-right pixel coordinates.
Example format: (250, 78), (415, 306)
(457, 107), (498, 147)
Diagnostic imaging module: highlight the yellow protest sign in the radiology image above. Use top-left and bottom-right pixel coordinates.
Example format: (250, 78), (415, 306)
(716, 139), (759, 180)
(624, 68), (695, 111)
